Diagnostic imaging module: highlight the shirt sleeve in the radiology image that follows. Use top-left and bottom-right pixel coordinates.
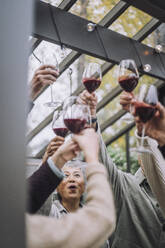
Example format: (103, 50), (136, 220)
(135, 130), (165, 216)
(97, 125), (125, 210)
(47, 157), (65, 179)
(27, 161), (64, 214)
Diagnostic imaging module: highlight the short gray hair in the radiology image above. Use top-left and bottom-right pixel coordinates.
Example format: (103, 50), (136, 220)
(63, 160), (87, 187)
(53, 160), (87, 203)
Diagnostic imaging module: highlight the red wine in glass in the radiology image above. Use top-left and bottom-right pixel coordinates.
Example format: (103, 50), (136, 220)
(134, 101), (156, 123)
(64, 118), (87, 134)
(118, 75), (138, 92)
(83, 77), (101, 93)
(82, 63), (102, 93)
(118, 59), (139, 122)
(130, 84), (158, 154)
(52, 111), (68, 137)
(53, 127), (68, 137)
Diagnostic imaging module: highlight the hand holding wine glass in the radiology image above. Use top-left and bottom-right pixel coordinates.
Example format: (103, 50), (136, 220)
(118, 59), (139, 92)
(63, 96), (91, 134)
(30, 64), (59, 100)
(118, 59), (139, 121)
(63, 96), (91, 160)
(72, 128), (99, 164)
(82, 62), (102, 93)
(119, 91), (134, 112)
(42, 53), (61, 108)
(131, 84), (158, 153)
(42, 136), (65, 163)
(78, 90), (98, 117)
(135, 102), (165, 147)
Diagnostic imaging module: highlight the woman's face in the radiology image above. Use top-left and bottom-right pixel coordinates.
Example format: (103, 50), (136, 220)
(57, 166), (85, 202)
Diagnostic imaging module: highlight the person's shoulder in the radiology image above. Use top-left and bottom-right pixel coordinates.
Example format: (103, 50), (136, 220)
(122, 170), (140, 188)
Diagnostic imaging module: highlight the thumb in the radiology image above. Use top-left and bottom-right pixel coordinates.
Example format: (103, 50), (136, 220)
(156, 102), (165, 118)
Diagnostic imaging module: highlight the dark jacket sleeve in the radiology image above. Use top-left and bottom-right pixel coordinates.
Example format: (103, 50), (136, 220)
(27, 162), (63, 214)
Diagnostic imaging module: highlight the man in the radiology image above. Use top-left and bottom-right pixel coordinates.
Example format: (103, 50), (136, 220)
(79, 90), (165, 248)
(120, 91), (165, 216)
(27, 129), (116, 248)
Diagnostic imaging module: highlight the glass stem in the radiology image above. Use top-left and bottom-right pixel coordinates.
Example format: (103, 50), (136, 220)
(140, 125), (146, 148)
(50, 84), (54, 103)
(129, 103), (132, 114)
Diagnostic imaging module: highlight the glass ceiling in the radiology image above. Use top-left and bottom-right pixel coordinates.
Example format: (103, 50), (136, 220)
(27, 0), (163, 159)
(69, 0), (120, 23)
(109, 6), (152, 37)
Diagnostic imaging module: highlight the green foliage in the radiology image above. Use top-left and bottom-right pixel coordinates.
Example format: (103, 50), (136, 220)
(107, 146), (139, 174)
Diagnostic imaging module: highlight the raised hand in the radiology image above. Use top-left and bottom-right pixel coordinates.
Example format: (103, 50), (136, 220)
(73, 128), (99, 164)
(135, 102), (165, 146)
(78, 90), (97, 117)
(42, 136), (65, 163)
(119, 91), (135, 112)
(30, 64), (59, 100)
(51, 139), (80, 169)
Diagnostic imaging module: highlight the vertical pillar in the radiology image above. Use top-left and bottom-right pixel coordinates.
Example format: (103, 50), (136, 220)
(0, 1), (33, 247)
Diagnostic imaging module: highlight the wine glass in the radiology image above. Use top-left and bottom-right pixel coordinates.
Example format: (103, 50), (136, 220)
(82, 62), (102, 93)
(63, 96), (91, 134)
(42, 53), (61, 108)
(52, 110), (69, 138)
(63, 96), (91, 160)
(118, 59), (139, 121)
(131, 84), (158, 154)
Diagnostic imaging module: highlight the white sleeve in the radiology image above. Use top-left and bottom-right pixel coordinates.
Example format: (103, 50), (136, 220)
(135, 130), (165, 216)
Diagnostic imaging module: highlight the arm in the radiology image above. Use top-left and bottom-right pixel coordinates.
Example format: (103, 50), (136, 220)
(27, 164), (116, 248)
(27, 129), (116, 248)
(132, 101), (165, 215)
(42, 136), (65, 163)
(28, 64), (59, 113)
(120, 91), (165, 154)
(98, 126), (125, 206)
(27, 139), (78, 213)
(27, 161), (63, 214)
(79, 90), (125, 207)
(136, 132), (165, 216)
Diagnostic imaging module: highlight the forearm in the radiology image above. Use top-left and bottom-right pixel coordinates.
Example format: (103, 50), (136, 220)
(136, 132), (165, 216)
(97, 125), (120, 182)
(27, 161), (63, 214)
(97, 124), (124, 210)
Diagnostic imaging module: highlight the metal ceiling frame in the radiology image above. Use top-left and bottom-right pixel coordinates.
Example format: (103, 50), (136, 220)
(28, 0), (165, 158)
(33, 2), (165, 80)
(32, 0), (130, 101)
(30, 0), (78, 52)
(27, 17), (161, 142)
(27, 0), (131, 143)
(122, 0), (165, 23)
